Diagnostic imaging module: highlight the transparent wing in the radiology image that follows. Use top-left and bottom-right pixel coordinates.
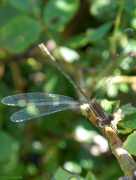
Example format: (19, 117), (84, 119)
(95, 28), (134, 98)
(1, 93), (79, 122)
(10, 102), (79, 122)
(1, 93), (77, 106)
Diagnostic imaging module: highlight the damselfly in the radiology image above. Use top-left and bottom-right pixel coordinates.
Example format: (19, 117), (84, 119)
(1, 28), (134, 129)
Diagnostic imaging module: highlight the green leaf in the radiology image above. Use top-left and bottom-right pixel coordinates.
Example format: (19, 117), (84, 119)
(119, 104), (136, 130)
(0, 15), (42, 53)
(89, 0), (118, 20)
(59, 46), (80, 62)
(118, 83), (129, 93)
(85, 171), (97, 180)
(118, 104), (136, 116)
(107, 84), (118, 98)
(43, 0), (79, 30)
(0, 131), (18, 162)
(86, 21), (113, 42)
(124, 0), (136, 13)
(118, 122), (133, 134)
(43, 73), (58, 92)
(0, 4), (20, 28)
(100, 99), (120, 115)
(66, 34), (88, 48)
(123, 115), (136, 129)
(9, 0), (42, 14)
(54, 167), (79, 180)
(123, 131), (136, 156)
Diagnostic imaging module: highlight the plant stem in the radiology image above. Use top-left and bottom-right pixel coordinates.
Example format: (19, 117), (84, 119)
(86, 107), (136, 179)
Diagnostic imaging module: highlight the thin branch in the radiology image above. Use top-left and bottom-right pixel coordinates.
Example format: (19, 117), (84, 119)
(86, 107), (136, 180)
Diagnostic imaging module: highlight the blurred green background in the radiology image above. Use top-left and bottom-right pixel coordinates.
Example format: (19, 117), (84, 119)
(0, 0), (136, 179)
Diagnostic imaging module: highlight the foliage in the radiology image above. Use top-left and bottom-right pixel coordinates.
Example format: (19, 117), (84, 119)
(123, 131), (136, 156)
(0, 0), (136, 180)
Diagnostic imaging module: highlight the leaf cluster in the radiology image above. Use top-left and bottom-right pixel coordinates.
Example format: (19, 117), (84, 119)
(0, 0), (136, 179)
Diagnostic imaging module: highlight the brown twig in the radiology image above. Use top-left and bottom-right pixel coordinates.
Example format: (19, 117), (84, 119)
(86, 107), (136, 180)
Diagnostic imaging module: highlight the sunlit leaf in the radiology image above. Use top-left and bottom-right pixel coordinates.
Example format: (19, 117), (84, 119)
(54, 167), (80, 180)
(123, 131), (136, 156)
(59, 46), (80, 62)
(66, 34), (88, 48)
(118, 83), (129, 93)
(85, 171), (97, 180)
(120, 104), (136, 117)
(89, 0), (118, 20)
(27, 163), (38, 176)
(63, 161), (82, 174)
(100, 99), (120, 115)
(118, 123), (133, 134)
(75, 125), (97, 142)
(43, 0), (79, 30)
(86, 21), (113, 42)
(123, 115), (136, 129)
(0, 15), (42, 53)
(119, 104), (136, 130)
(107, 84), (118, 98)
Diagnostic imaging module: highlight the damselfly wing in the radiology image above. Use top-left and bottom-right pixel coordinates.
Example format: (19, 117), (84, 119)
(1, 28), (134, 126)
(1, 93), (79, 122)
